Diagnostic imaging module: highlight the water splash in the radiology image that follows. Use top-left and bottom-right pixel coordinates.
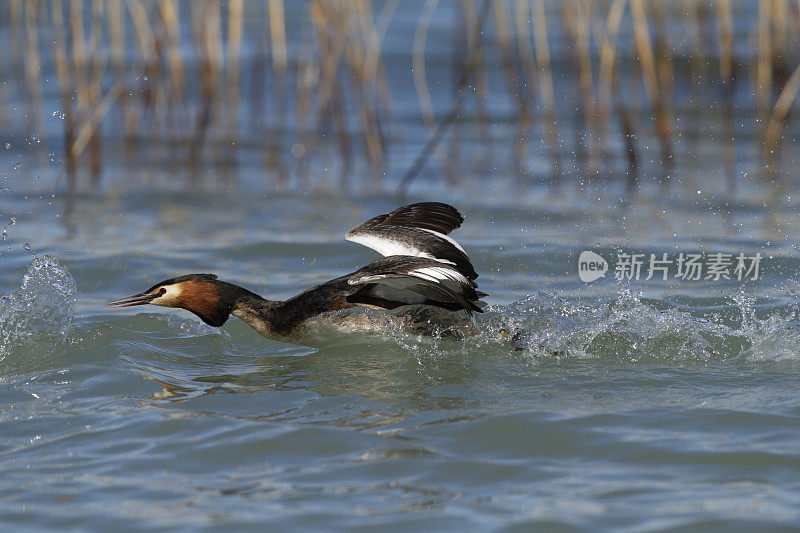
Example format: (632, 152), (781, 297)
(472, 286), (800, 363)
(357, 281), (800, 364)
(0, 255), (77, 369)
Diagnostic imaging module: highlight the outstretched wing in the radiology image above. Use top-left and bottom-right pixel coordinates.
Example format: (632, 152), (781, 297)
(345, 256), (487, 314)
(345, 202), (478, 282)
(370, 202), (463, 234)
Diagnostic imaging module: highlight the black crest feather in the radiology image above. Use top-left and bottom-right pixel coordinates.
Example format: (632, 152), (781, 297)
(146, 273), (218, 293)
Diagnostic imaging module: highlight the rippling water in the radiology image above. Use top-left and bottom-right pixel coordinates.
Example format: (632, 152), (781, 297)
(1, 187), (799, 530)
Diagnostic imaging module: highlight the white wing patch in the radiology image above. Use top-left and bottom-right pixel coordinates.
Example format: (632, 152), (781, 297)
(413, 266), (469, 285)
(346, 233), (426, 258)
(347, 230), (462, 266)
(349, 265), (468, 288)
(347, 261), (478, 312)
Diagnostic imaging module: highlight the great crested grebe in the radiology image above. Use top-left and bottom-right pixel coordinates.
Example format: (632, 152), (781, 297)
(108, 202), (487, 343)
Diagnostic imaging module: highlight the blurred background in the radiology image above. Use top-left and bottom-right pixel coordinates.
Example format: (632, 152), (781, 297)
(3, 0), (800, 197)
(4, 3), (800, 530)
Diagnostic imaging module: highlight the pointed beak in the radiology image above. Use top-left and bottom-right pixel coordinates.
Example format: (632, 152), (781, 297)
(107, 292), (157, 308)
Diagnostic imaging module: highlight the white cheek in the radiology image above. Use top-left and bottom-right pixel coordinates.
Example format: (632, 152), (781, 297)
(150, 286), (182, 307)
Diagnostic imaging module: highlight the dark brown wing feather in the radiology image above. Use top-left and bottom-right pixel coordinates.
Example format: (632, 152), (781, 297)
(265, 256), (487, 333)
(357, 202), (464, 235)
(345, 256), (485, 314)
(346, 203), (478, 283)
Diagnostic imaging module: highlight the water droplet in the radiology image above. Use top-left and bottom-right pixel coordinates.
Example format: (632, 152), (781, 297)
(23, 243), (32, 251)
(4, 143), (10, 150)
(291, 143), (306, 158)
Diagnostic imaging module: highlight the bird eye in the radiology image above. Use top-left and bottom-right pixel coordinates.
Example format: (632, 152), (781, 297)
(159, 288), (167, 295)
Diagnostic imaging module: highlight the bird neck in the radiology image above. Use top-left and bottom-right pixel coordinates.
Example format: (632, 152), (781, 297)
(230, 292), (291, 339)
(230, 277), (355, 340)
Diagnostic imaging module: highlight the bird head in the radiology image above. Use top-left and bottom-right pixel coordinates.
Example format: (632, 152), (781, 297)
(107, 273), (235, 327)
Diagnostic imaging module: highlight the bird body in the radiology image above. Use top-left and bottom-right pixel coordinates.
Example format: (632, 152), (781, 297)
(108, 203), (486, 344)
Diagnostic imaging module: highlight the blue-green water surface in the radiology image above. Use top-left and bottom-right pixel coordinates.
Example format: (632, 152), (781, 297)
(2, 188), (800, 531)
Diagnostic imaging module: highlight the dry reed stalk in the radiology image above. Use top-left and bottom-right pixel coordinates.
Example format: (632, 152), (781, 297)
(69, 0), (96, 181)
(597, 0), (626, 147)
(533, 0), (562, 183)
(398, 0), (491, 193)
(493, 0), (530, 179)
(23, 0), (43, 140)
(87, 0), (106, 184)
(514, 0), (540, 179)
(247, 4), (267, 127)
(309, 2), (345, 124)
(88, 0), (105, 91)
(559, 3), (586, 174)
(224, 0), (244, 175)
(350, 0), (389, 181)
(772, 0), (787, 74)
(364, 0), (398, 109)
(763, 60), (800, 178)
(51, 0), (77, 186)
(18, 0), (798, 192)
(447, 2), (467, 180)
(339, 5), (362, 180)
(597, 0), (638, 189)
(413, 0), (440, 137)
(343, 2), (371, 184)
(264, 0), (288, 185)
(108, 0), (132, 134)
(717, 0), (733, 83)
(514, 0), (537, 100)
(149, 4), (170, 131)
(306, 1), (333, 186)
(630, 0), (657, 105)
(267, 0), (288, 181)
(789, 0), (800, 39)
(226, 0), (244, 111)
(461, 0), (490, 173)
(125, 0), (157, 133)
(631, 0), (673, 183)
(575, 0), (598, 175)
(717, 0), (737, 193)
(267, 0), (287, 74)
(651, 2), (673, 106)
(615, 84), (639, 194)
(596, 0), (639, 187)
(361, 0), (397, 184)
(683, 0), (706, 155)
(188, 1), (223, 173)
(70, 0), (87, 109)
(71, 84), (124, 160)
(21, 1), (48, 176)
(158, 0), (187, 122)
(9, 0), (25, 99)
(307, 0), (347, 185)
(756, 0), (772, 142)
(651, 0), (674, 180)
